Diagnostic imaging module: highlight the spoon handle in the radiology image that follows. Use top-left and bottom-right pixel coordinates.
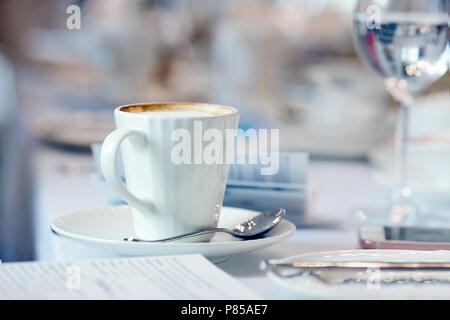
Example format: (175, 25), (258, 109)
(126, 227), (233, 243)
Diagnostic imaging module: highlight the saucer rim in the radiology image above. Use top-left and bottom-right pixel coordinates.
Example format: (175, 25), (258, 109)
(50, 205), (296, 247)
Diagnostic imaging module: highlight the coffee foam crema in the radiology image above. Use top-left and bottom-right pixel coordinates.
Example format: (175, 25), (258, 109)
(120, 103), (233, 117)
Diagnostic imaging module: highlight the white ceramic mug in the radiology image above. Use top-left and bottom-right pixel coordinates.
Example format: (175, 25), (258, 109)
(100, 102), (239, 241)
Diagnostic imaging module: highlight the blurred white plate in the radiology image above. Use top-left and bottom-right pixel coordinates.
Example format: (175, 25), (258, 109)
(265, 249), (450, 299)
(32, 110), (114, 148)
(282, 60), (392, 158)
(281, 125), (390, 158)
(50, 206), (296, 259)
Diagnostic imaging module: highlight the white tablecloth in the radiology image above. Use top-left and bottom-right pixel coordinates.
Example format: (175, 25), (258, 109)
(31, 145), (388, 299)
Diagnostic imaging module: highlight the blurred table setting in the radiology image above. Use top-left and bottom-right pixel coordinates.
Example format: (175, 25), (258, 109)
(0, 0), (449, 300)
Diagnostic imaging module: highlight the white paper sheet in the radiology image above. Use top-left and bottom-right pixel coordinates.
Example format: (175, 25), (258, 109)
(0, 254), (261, 300)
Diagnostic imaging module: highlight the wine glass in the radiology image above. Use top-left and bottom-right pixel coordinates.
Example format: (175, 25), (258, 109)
(352, 0), (448, 224)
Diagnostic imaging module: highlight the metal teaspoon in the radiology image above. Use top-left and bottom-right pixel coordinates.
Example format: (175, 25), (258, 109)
(123, 208), (286, 243)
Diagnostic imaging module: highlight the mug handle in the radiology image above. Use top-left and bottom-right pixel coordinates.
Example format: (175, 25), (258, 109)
(100, 129), (152, 214)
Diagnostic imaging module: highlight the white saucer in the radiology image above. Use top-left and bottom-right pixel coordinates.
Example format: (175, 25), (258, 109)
(50, 206), (296, 259)
(265, 249), (450, 299)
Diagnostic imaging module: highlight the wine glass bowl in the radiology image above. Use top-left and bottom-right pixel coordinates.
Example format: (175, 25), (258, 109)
(353, 0), (448, 100)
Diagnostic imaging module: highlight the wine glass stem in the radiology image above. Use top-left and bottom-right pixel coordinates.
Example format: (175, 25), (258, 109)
(393, 99), (411, 201)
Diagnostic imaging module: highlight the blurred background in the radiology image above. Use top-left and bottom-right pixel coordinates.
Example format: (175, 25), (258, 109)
(0, 0), (448, 261)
